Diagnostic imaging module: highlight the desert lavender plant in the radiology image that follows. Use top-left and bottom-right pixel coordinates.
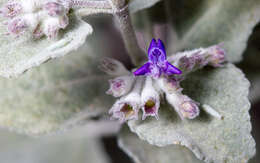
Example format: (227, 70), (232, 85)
(0, 0), (259, 163)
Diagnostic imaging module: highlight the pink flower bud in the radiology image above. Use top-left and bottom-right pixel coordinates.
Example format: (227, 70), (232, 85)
(179, 56), (195, 71)
(179, 100), (200, 119)
(44, 2), (66, 17)
(166, 92), (200, 120)
(106, 76), (135, 97)
(208, 45), (226, 67)
(7, 18), (27, 35)
(0, 1), (22, 18)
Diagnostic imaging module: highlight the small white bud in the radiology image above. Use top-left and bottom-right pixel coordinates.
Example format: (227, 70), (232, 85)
(100, 58), (130, 76)
(166, 93), (200, 119)
(42, 17), (61, 39)
(106, 75), (135, 97)
(156, 77), (182, 94)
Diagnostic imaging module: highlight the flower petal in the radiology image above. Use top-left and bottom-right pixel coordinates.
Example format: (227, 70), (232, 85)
(164, 61), (182, 75)
(133, 62), (151, 76)
(148, 38), (166, 63)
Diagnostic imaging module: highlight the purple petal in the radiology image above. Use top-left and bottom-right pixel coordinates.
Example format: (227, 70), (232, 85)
(147, 38), (157, 56)
(133, 62), (151, 76)
(148, 39), (166, 64)
(164, 62), (182, 75)
(157, 39), (166, 55)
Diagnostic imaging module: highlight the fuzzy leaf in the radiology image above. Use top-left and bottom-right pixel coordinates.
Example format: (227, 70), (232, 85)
(170, 0), (260, 63)
(128, 64), (255, 163)
(0, 125), (110, 163)
(0, 7), (93, 78)
(129, 0), (161, 13)
(0, 43), (113, 135)
(238, 25), (260, 104)
(118, 125), (203, 163)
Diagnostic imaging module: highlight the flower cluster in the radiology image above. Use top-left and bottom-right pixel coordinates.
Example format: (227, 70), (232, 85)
(101, 39), (226, 123)
(0, 0), (71, 39)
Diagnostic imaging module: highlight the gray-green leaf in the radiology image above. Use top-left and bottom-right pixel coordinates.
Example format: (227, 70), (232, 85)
(170, 0), (260, 63)
(118, 125), (203, 163)
(0, 5), (93, 78)
(0, 43), (113, 135)
(128, 64), (255, 163)
(0, 126), (110, 163)
(129, 0), (161, 13)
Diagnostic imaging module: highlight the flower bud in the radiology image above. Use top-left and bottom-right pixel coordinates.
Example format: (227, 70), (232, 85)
(166, 93), (200, 119)
(42, 17), (62, 39)
(179, 100), (200, 119)
(44, 1), (67, 17)
(141, 77), (160, 120)
(7, 18), (27, 35)
(208, 45), (226, 67)
(179, 55), (196, 71)
(106, 75), (135, 97)
(59, 15), (69, 29)
(109, 78), (143, 122)
(156, 77), (182, 94)
(0, 1), (22, 18)
(100, 58), (130, 76)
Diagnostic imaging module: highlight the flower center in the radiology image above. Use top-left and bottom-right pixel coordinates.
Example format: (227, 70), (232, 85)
(121, 104), (135, 118)
(144, 99), (156, 114)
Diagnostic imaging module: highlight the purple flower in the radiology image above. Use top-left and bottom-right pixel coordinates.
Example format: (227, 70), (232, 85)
(133, 39), (182, 78)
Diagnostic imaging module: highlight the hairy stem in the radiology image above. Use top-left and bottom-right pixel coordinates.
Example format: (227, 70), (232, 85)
(109, 0), (146, 66)
(72, 0), (113, 16)
(71, 0), (111, 9)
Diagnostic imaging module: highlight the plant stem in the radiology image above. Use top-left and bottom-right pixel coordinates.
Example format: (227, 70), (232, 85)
(71, 0), (111, 9)
(109, 0), (146, 66)
(72, 0), (113, 16)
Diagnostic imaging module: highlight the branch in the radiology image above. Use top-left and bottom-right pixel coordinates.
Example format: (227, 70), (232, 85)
(108, 0), (146, 66)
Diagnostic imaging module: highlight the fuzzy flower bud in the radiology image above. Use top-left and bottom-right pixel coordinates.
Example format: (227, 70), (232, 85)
(169, 45), (226, 75)
(1, 0), (71, 39)
(100, 58), (130, 76)
(44, 1), (67, 17)
(166, 93), (200, 119)
(7, 17), (27, 35)
(42, 17), (66, 39)
(141, 77), (160, 120)
(109, 77), (143, 123)
(157, 77), (200, 119)
(207, 45), (226, 67)
(0, 1), (22, 18)
(106, 75), (135, 97)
